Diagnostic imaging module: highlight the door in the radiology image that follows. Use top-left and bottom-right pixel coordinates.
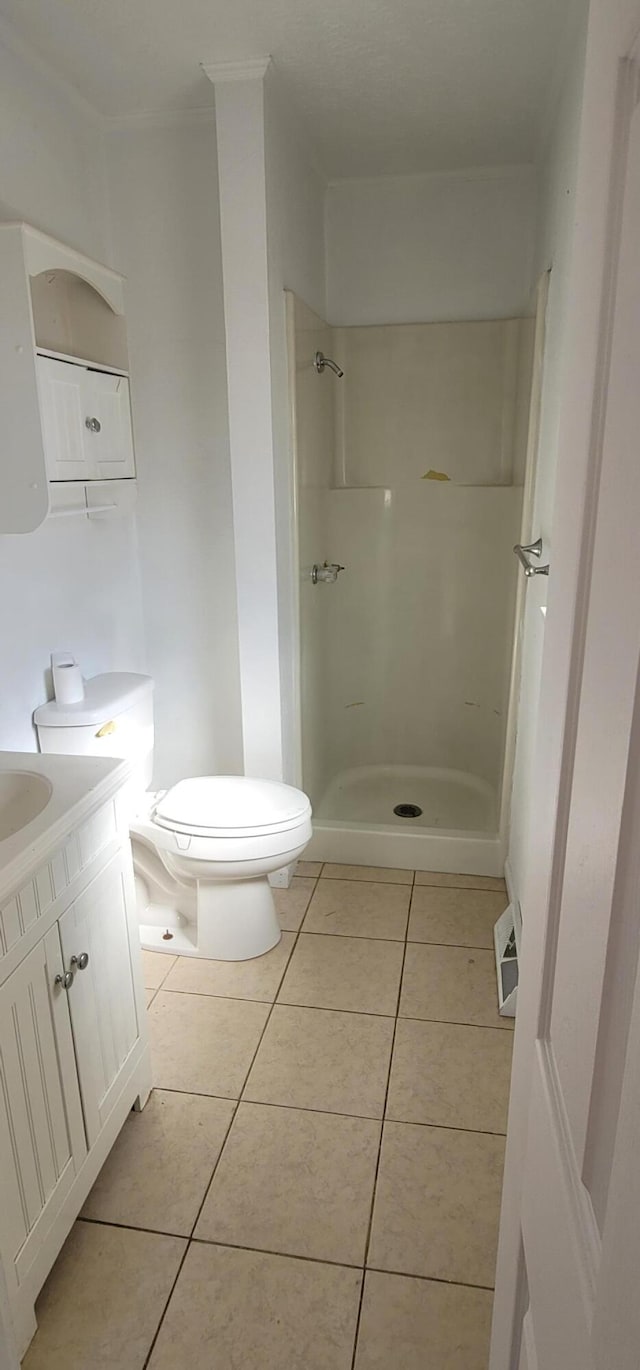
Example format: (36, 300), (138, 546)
(36, 354), (89, 481)
(491, 39), (640, 1370)
(0, 928), (86, 1298)
(58, 853), (140, 1147)
(85, 370), (135, 479)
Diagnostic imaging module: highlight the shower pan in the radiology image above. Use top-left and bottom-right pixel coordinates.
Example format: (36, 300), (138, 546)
(287, 290), (536, 875)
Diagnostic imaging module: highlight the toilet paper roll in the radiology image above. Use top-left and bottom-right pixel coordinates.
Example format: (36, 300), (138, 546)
(53, 661), (85, 705)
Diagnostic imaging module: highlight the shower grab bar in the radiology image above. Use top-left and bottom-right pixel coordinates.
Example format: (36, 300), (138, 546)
(513, 537), (550, 577)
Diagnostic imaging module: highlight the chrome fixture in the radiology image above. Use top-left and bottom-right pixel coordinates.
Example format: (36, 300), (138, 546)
(513, 537), (550, 577)
(314, 351), (344, 378)
(85, 416), (101, 433)
(311, 561), (345, 584)
(55, 951), (90, 989)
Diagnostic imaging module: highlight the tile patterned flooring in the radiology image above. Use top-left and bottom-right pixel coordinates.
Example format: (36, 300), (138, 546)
(22, 864), (512, 1370)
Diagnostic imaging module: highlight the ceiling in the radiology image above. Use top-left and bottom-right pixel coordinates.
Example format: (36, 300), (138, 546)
(0, 0), (581, 178)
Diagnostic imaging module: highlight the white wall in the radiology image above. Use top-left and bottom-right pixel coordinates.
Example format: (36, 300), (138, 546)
(326, 166), (537, 326)
(106, 116), (243, 788)
(507, 17), (589, 905)
(0, 25), (108, 258)
(0, 32), (147, 754)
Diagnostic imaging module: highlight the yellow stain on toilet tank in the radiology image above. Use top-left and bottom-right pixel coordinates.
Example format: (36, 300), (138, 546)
(422, 469), (450, 481)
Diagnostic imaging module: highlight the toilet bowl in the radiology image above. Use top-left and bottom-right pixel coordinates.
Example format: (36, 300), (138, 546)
(131, 775), (311, 959)
(34, 673), (312, 961)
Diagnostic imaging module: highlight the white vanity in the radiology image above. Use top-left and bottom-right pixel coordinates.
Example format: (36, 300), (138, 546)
(0, 752), (151, 1359)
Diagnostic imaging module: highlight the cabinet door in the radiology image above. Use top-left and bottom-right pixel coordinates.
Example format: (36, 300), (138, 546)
(58, 853), (140, 1147)
(36, 355), (91, 481)
(83, 371), (135, 479)
(0, 928), (86, 1296)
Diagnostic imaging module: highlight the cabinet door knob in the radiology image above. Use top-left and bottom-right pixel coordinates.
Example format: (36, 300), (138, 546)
(55, 970), (74, 990)
(71, 952), (90, 971)
(85, 416), (101, 433)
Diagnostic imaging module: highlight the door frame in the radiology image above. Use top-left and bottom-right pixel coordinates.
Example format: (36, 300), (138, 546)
(491, 3), (640, 1365)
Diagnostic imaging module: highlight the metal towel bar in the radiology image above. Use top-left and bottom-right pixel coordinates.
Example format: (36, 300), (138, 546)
(513, 537), (550, 577)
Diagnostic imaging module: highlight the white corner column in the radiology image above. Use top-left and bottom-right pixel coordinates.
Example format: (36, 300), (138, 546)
(204, 58), (284, 781)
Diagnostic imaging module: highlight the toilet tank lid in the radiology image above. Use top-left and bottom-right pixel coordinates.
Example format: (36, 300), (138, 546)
(34, 672), (153, 728)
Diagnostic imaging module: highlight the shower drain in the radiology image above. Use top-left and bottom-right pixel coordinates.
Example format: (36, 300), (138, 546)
(393, 803), (423, 819)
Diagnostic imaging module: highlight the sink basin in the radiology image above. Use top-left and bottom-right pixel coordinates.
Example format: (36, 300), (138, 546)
(0, 771), (53, 841)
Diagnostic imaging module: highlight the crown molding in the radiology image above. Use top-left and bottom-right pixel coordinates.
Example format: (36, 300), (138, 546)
(326, 162), (537, 190)
(106, 105), (215, 132)
(201, 56), (271, 85)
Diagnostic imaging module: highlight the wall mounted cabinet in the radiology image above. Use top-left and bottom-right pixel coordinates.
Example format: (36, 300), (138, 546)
(0, 223), (136, 531)
(37, 356), (135, 482)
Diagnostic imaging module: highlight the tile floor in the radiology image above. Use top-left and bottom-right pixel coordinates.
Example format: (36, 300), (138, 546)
(22, 864), (513, 1370)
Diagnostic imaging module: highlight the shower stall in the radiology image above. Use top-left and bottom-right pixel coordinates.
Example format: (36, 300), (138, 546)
(287, 291), (534, 874)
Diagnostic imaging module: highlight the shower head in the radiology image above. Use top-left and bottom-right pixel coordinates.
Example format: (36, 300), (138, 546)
(314, 350), (344, 378)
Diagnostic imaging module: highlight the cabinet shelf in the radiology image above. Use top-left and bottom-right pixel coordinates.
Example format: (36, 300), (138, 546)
(36, 347), (129, 379)
(48, 479), (137, 522)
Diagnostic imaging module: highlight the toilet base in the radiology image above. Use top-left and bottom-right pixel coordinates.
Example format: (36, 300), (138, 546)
(195, 876), (282, 960)
(138, 873), (282, 961)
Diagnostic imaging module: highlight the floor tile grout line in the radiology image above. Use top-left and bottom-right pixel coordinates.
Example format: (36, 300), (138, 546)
(150, 993), (512, 1030)
(137, 1092), (245, 1365)
(317, 871), (504, 894)
(415, 880), (506, 893)
(138, 882), (323, 1364)
(151, 936), (500, 996)
(148, 1083), (508, 1137)
(399, 1013), (513, 1032)
(75, 1216), (496, 1296)
(179, 889), (313, 1241)
(319, 875), (414, 886)
(407, 938), (498, 951)
(187, 1237), (497, 1293)
(288, 926), (411, 945)
(141, 1236), (191, 1369)
(79, 1214), (191, 1241)
(364, 1263), (495, 1292)
(187, 1097), (242, 1240)
(189, 1235), (363, 1271)
(350, 933), (410, 1370)
(137, 885), (320, 1367)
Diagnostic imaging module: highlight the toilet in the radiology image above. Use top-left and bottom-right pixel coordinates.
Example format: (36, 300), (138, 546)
(34, 672), (312, 961)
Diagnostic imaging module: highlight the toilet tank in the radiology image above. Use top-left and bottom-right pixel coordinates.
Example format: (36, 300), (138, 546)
(34, 672), (154, 790)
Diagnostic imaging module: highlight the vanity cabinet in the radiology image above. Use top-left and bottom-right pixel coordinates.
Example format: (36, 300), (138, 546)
(37, 356), (135, 483)
(58, 855), (140, 1145)
(0, 930), (87, 1299)
(0, 778), (150, 1361)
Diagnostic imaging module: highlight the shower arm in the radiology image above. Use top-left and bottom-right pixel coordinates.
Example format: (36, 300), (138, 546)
(314, 351), (344, 378)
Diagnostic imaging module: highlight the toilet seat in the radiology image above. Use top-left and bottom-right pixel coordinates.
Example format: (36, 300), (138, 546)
(151, 775), (311, 839)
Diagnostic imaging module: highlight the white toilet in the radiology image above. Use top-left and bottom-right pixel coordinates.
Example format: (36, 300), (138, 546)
(34, 672), (312, 961)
